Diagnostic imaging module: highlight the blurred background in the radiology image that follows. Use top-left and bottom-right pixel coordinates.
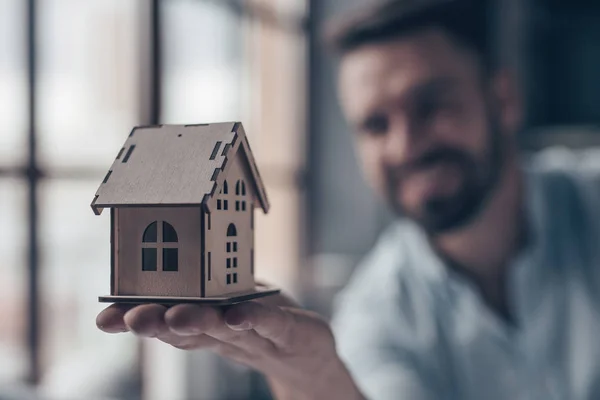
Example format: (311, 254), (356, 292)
(1, 0), (600, 399)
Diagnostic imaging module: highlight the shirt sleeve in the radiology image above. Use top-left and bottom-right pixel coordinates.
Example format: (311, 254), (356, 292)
(329, 230), (447, 400)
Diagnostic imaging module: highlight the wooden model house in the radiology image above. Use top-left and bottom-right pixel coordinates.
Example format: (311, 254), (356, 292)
(91, 122), (279, 304)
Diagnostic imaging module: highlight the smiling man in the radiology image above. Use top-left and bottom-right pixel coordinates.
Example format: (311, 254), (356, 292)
(97, 1), (600, 399)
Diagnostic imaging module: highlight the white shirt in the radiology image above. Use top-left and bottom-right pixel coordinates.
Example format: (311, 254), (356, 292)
(331, 148), (600, 400)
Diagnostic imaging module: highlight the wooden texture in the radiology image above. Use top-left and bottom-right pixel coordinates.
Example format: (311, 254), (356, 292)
(205, 149), (256, 297)
(92, 122), (278, 301)
(91, 122), (270, 215)
(234, 123), (270, 212)
(116, 207), (202, 296)
(99, 284), (280, 306)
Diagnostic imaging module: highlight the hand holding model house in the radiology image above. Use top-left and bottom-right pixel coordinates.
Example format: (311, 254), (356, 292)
(97, 292), (364, 399)
(93, 122), (365, 399)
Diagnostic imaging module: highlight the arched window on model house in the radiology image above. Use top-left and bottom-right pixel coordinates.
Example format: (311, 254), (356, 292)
(235, 180), (247, 211)
(217, 180), (229, 210)
(142, 221), (179, 272)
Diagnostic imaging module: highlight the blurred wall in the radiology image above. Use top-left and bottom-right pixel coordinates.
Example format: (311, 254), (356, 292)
(305, 0), (390, 314)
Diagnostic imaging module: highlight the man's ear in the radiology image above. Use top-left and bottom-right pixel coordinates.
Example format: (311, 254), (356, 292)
(490, 69), (522, 136)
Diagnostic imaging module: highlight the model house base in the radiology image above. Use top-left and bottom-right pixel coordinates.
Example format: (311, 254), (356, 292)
(99, 283), (280, 306)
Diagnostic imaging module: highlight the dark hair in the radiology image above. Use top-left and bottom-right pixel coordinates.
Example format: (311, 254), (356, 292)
(326, 0), (494, 72)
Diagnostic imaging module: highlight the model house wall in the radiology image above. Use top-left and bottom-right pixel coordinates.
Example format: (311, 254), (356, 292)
(204, 149), (256, 297)
(115, 207), (202, 296)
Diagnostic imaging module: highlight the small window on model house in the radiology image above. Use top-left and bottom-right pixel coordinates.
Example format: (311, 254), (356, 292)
(217, 181), (228, 211)
(227, 242), (238, 252)
(223, 181), (229, 210)
(236, 180), (247, 196)
(142, 221), (179, 272)
(227, 223), (237, 236)
(235, 180), (247, 212)
(227, 271), (238, 284)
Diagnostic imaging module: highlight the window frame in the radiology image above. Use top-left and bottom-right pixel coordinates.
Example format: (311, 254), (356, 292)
(141, 220), (179, 272)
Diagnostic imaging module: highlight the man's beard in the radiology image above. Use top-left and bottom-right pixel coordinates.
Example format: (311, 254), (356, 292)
(384, 118), (504, 234)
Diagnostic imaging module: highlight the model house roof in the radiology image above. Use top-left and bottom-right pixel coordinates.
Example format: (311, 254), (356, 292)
(91, 122), (269, 215)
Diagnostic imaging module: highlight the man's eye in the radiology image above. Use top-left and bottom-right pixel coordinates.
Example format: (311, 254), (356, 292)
(360, 115), (389, 136)
(416, 100), (456, 122)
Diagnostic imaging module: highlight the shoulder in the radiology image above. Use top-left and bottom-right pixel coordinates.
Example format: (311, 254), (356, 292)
(523, 147), (600, 232)
(524, 147), (600, 280)
(525, 147), (600, 191)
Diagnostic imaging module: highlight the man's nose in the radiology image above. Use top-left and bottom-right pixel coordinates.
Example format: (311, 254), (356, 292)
(381, 123), (421, 165)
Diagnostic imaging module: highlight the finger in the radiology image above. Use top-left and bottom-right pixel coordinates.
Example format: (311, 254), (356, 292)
(164, 304), (222, 335)
(224, 302), (294, 347)
(166, 304), (275, 355)
(123, 304), (168, 337)
(156, 330), (222, 351)
(97, 304), (136, 333)
(161, 304), (222, 349)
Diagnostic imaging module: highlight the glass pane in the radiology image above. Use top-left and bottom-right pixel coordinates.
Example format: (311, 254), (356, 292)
(162, 248), (178, 272)
(37, 0), (141, 169)
(227, 224), (237, 237)
(162, 1), (242, 123)
(142, 248), (158, 272)
(0, 0), (27, 166)
(222, 180), (228, 194)
(143, 221), (157, 243)
(0, 178), (27, 382)
(38, 180), (138, 399)
(162, 222), (178, 243)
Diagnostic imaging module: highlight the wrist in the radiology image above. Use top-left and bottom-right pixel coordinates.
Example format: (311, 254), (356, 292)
(269, 357), (365, 400)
